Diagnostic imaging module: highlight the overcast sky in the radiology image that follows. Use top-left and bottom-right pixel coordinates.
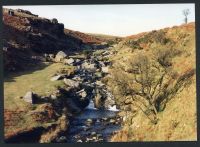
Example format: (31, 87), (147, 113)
(4, 4), (195, 37)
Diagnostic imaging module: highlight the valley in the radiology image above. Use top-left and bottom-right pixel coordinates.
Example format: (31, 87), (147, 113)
(3, 8), (197, 143)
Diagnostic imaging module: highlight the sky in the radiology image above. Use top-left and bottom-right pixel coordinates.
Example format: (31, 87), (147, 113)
(4, 4), (195, 37)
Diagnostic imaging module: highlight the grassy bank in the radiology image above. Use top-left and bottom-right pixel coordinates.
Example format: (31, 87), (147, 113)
(4, 62), (75, 140)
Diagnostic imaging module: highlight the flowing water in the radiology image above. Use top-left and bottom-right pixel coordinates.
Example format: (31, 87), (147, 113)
(65, 100), (122, 142)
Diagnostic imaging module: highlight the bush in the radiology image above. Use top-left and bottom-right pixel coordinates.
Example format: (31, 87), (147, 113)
(82, 49), (92, 58)
(138, 30), (170, 45)
(154, 48), (182, 67)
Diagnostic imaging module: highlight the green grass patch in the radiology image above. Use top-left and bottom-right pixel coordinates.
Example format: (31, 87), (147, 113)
(4, 62), (74, 110)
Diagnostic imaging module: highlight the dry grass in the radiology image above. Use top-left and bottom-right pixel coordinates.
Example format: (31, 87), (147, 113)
(112, 79), (196, 141)
(110, 22), (196, 141)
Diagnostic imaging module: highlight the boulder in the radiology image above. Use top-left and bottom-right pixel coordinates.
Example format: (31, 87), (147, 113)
(65, 97), (82, 113)
(23, 91), (36, 104)
(51, 18), (58, 24)
(63, 78), (80, 88)
(94, 72), (103, 78)
(81, 62), (97, 72)
(64, 58), (75, 65)
(98, 61), (106, 67)
(55, 51), (67, 62)
(72, 76), (83, 82)
(101, 66), (109, 73)
(102, 117), (108, 121)
(91, 132), (96, 136)
(76, 89), (87, 98)
(95, 81), (105, 87)
(76, 59), (81, 63)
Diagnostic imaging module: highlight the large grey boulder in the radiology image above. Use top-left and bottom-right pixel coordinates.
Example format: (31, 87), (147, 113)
(63, 78), (80, 88)
(23, 91), (36, 104)
(55, 51), (67, 62)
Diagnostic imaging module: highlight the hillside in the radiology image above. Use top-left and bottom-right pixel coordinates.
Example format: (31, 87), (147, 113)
(104, 22), (196, 141)
(3, 8), (113, 73)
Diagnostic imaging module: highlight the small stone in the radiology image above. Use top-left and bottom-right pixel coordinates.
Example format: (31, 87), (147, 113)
(96, 119), (100, 123)
(102, 117), (108, 121)
(76, 89), (87, 98)
(91, 132), (96, 135)
(115, 121), (119, 125)
(83, 126), (90, 131)
(50, 94), (57, 100)
(109, 119), (116, 124)
(64, 58), (75, 65)
(77, 139), (82, 142)
(95, 81), (105, 87)
(86, 119), (93, 123)
(57, 136), (67, 142)
(98, 138), (104, 141)
(101, 66), (109, 73)
(92, 136), (97, 140)
(50, 75), (62, 81)
(97, 134), (103, 138)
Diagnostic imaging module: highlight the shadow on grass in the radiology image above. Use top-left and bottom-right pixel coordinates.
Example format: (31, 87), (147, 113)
(4, 62), (51, 83)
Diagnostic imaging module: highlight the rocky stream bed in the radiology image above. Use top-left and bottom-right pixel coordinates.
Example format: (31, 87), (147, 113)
(53, 49), (122, 142)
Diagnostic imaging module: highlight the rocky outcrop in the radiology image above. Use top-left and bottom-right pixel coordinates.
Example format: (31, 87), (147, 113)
(2, 8), (83, 72)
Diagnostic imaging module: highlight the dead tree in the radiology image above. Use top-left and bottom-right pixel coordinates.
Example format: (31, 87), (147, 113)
(8, 9), (14, 16)
(183, 9), (190, 24)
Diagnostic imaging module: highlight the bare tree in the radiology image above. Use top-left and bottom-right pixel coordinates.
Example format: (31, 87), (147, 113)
(110, 51), (194, 123)
(111, 54), (167, 116)
(183, 9), (190, 24)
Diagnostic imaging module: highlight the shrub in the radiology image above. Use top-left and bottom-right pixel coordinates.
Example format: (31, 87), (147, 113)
(154, 48), (182, 67)
(82, 49), (92, 58)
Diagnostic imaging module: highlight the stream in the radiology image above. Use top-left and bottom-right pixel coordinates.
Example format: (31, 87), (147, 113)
(66, 101), (121, 142)
(55, 49), (123, 142)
